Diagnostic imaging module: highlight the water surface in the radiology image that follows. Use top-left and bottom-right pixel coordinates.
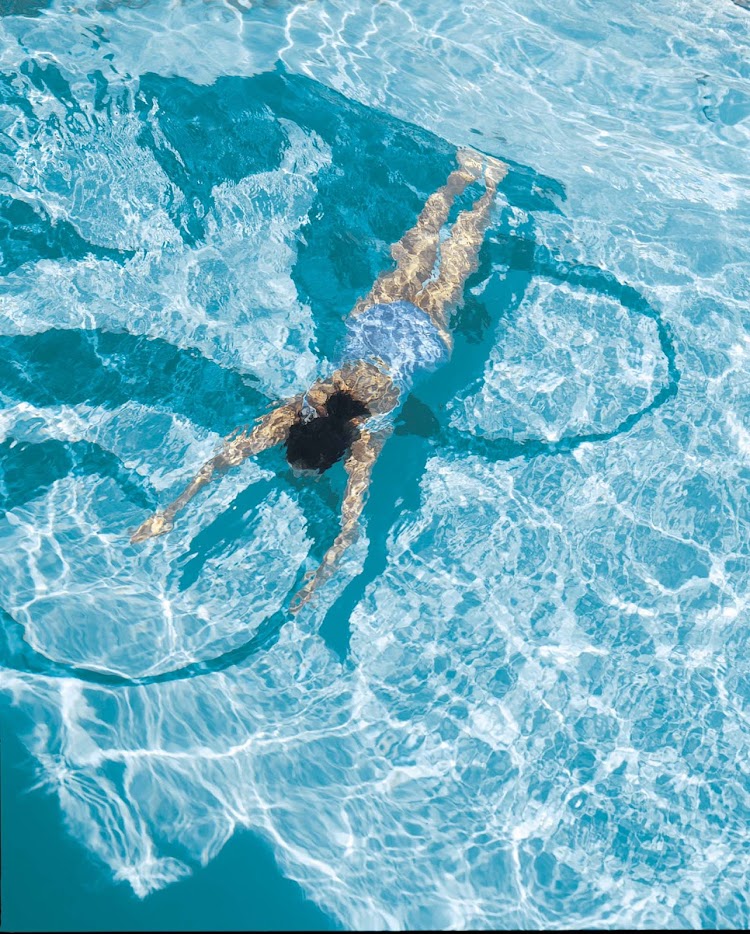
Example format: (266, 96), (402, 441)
(1, 0), (750, 929)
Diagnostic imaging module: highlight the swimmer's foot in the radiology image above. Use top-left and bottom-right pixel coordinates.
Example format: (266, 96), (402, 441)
(130, 512), (174, 544)
(484, 154), (508, 190)
(457, 148), (484, 183)
(457, 148), (508, 190)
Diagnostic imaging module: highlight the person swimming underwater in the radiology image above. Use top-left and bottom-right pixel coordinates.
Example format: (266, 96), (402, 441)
(131, 149), (507, 610)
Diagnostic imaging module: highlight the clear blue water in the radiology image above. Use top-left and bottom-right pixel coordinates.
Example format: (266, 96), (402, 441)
(1, 0), (749, 929)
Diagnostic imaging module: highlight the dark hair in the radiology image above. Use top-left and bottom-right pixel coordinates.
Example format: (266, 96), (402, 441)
(285, 391), (370, 473)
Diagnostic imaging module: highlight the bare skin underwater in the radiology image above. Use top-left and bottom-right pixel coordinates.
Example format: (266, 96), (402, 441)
(131, 149), (508, 610)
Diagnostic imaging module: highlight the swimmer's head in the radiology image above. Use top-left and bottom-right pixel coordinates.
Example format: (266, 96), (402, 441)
(285, 391), (370, 473)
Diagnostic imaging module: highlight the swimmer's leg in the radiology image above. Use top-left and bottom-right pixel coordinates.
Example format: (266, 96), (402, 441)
(418, 158), (507, 342)
(352, 150), (483, 314)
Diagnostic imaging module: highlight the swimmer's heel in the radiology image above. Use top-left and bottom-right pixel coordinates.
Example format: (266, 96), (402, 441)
(484, 155), (508, 189)
(456, 148), (484, 182)
(457, 148), (508, 190)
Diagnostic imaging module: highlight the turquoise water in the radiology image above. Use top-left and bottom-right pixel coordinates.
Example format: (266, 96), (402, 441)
(1, 0), (750, 929)
(1, 726), (338, 931)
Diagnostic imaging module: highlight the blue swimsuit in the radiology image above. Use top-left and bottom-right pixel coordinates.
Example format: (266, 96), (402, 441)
(343, 300), (449, 397)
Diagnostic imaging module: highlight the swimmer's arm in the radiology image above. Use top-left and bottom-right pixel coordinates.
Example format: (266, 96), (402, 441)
(290, 428), (386, 613)
(130, 401), (298, 544)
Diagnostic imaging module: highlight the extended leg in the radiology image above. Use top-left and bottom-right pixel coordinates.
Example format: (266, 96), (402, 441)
(418, 159), (507, 337)
(353, 151), (483, 314)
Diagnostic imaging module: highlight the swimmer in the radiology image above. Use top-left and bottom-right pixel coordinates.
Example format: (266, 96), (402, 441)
(131, 149), (507, 610)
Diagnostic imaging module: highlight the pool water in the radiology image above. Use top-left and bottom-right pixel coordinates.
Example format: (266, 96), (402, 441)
(1, 0), (750, 929)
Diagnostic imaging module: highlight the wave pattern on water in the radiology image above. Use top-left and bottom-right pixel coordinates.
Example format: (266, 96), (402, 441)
(1, 1), (750, 931)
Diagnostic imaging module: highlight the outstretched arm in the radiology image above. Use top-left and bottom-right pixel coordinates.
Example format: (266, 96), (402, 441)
(290, 427), (386, 612)
(130, 401), (298, 543)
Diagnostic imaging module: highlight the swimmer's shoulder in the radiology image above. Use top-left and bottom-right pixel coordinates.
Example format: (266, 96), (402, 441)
(332, 360), (400, 415)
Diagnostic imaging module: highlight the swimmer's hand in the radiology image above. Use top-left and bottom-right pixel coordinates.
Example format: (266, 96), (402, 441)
(288, 549), (340, 615)
(130, 512), (174, 544)
(288, 429), (384, 614)
(289, 571), (316, 615)
(127, 401), (301, 548)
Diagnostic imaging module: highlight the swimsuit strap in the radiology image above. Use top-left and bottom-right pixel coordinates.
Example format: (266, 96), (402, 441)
(363, 411), (394, 434)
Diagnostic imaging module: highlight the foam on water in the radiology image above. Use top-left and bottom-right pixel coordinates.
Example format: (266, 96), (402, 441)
(2, 0), (750, 930)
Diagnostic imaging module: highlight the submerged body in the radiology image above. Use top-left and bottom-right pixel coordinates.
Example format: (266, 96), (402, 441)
(343, 300), (449, 398)
(132, 150), (507, 608)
